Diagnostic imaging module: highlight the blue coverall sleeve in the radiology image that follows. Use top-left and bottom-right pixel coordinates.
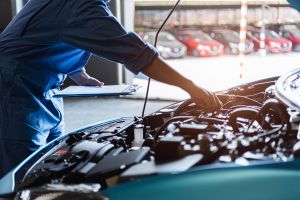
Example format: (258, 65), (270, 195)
(67, 66), (86, 76)
(61, 0), (159, 74)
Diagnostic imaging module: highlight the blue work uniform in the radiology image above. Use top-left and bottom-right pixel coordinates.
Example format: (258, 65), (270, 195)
(0, 0), (158, 177)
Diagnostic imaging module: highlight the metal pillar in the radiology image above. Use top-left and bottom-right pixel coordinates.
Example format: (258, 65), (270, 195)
(239, 0), (247, 80)
(259, 2), (267, 56)
(121, 0), (136, 84)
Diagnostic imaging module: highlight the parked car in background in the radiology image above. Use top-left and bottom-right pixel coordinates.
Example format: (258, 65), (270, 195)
(176, 30), (223, 57)
(210, 29), (254, 55)
(282, 29), (300, 51)
(248, 29), (292, 53)
(141, 31), (186, 59)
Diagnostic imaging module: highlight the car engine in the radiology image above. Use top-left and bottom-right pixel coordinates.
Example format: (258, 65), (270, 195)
(11, 72), (300, 197)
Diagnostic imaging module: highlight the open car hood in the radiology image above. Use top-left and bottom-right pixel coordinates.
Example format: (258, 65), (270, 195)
(1, 69), (300, 200)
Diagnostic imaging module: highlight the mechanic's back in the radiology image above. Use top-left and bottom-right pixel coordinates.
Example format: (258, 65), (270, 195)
(0, 0), (159, 178)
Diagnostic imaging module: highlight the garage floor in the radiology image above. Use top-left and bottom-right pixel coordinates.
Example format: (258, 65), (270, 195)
(64, 97), (176, 132)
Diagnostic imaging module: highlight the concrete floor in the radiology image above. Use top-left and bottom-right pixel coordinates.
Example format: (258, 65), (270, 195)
(64, 97), (175, 132)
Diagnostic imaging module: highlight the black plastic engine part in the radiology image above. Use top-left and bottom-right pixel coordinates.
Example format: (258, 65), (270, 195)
(260, 98), (290, 126)
(66, 132), (86, 145)
(143, 113), (165, 128)
(229, 107), (262, 132)
(155, 136), (184, 162)
(85, 147), (150, 180)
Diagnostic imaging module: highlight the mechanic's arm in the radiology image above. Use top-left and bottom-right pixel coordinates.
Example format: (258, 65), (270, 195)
(61, 1), (220, 110)
(141, 56), (222, 110)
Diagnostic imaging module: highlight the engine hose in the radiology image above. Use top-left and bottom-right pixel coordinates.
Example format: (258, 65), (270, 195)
(256, 125), (283, 140)
(228, 107), (270, 133)
(194, 117), (226, 125)
(157, 116), (196, 135)
(226, 105), (261, 111)
(173, 94), (261, 117)
(173, 99), (195, 116)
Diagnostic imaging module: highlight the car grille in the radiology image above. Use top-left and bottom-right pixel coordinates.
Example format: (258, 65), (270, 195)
(281, 43), (288, 48)
(211, 46), (218, 51)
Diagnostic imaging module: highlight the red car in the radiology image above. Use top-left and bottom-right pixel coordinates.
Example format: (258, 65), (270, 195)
(248, 29), (292, 53)
(176, 30), (224, 57)
(282, 29), (300, 51)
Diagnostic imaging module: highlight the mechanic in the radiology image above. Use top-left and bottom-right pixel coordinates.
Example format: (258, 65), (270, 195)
(0, 0), (221, 178)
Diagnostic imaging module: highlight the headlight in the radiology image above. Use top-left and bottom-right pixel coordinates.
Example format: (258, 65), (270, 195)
(270, 41), (280, 48)
(157, 46), (171, 52)
(229, 43), (239, 48)
(197, 44), (210, 50)
(164, 47), (171, 52)
(157, 46), (164, 52)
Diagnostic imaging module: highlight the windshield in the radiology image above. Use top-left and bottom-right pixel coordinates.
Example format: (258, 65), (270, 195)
(266, 31), (281, 39)
(292, 31), (300, 38)
(222, 31), (239, 43)
(158, 33), (176, 41)
(143, 32), (176, 43)
(283, 24), (298, 30)
(190, 32), (212, 42)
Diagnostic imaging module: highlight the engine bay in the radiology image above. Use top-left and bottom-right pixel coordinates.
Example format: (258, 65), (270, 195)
(12, 72), (300, 195)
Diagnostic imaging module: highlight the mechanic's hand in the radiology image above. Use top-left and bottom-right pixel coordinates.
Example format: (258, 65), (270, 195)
(69, 71), (104, 87)
(187, 83), (222, 111)
(81, 76), (104, 87)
